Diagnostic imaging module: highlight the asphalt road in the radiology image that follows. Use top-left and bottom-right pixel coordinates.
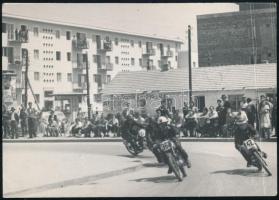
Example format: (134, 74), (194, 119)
(3, 141), (277, 197)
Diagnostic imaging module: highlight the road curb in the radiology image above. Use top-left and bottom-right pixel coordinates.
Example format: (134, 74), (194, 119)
(2, 137), (277, 143)
(4, 162), (144, 197)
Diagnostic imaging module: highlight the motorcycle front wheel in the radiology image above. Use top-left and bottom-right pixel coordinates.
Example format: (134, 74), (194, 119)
(253, 151), (272, 176)
(165, 152), (183, 181)
(124, 141), (139, 156)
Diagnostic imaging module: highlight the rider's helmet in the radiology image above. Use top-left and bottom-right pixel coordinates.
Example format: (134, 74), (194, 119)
(158, 116), (168, 124)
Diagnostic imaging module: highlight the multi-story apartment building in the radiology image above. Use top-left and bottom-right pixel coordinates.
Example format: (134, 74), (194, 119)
(2, 14), (182, 119)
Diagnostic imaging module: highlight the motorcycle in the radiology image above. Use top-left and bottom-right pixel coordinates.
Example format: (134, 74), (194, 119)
(123, 128), (147, 156)
(157, 139), (187, 181)
(241, 138), (272, 176)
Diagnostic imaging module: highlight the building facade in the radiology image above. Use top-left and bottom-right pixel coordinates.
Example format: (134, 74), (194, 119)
(2, 14), (182, 118)
(101, 64), (276, 116)
(197, 5), (276, 67)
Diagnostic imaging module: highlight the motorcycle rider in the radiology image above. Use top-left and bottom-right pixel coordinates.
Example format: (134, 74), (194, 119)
(121, 110), (145, 149)
(233, 107), (267, 168)
(153, 116), (191, 175)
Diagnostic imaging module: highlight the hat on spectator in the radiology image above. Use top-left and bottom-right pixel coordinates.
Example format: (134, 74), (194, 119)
(221, 94), (227, 99)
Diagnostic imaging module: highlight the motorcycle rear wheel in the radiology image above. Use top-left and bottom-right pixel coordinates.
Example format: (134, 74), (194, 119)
(166, 153), (183, 181)
(253, 151), (272, 176)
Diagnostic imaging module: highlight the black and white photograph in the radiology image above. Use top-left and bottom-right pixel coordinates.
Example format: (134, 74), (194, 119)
(2, 2), (277, 197)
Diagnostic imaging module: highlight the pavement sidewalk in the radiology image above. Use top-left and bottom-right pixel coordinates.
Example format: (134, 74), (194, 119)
(3, 150), (143, 197)
(2, 136), (277, 143)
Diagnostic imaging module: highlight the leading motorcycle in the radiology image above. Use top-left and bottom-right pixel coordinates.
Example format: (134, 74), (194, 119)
(241, 138), (272, 176)
(157, 138), (187, 181)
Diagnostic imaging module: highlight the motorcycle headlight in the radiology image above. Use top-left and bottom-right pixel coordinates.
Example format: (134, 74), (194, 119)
(138, 129), (146, 137)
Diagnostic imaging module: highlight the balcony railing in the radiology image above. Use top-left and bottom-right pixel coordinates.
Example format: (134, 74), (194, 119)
(73, 82), (87, 90)
(72, 39), (89, 49)
(143, 48), (156, 56)
(73, 62), (87, 69)
(97, 40), (113, 52)
(161, 50), (173, 58)
(161, 63), (170, 71)
(8, 30), (29, 43)
(97, 62), (113, 71)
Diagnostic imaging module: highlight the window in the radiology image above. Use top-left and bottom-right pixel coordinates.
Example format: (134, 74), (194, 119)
(131, 58), (135, 66)
(44, 90), (53, 97)
(57, 73), (62, 82)
(139, 58), (142, 66)
(34, 72), (40, 81)
(268, 52), (272, 57)
(138, 41), (142, 48)
(66, 31), (71, 40)
(67, 52), (71, 61)
(93, 55), (98, 63)
(35, 94), (40, 103)
(115, 56), (119, 64)
(193, 61), (196, 67)
(175, 56), (178, 61)
(115, 38), (118, 45)
(2, 23), (6, 33)
(131, 40), (134, 47)
(228, 94), (243, 111)
(33, 27), (39, 37)
(34, 49), (39, 59)
(56, 51), (61, 61)
(55, 30), (60, 39)
(82, 54), (87, 62)
(107, 75), (111, 84)
(67, 73), (72, 82)
(194, 96), (205, 112)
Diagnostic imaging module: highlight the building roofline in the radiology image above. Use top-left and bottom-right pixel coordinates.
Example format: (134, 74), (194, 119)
(197, 8), (276, 19)
(2, 13), (184, 43)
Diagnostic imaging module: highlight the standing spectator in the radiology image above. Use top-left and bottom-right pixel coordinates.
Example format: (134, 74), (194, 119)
(216, 99), (224, 135)
(182, 102), (189, 118)
(27, 102), (37, 138)
(10, 107), (19, 139)
(81, 117), (93, 137)
(246, 98), (256, 128)
(2, 105), (11, 139)
(207, 106), (219, 137)
(77, 108), (83, 121)
(19, 106), (28, 137)
(157, 100), (170, 118)
(189, 101), (198, 113)
(240, 96), (248, 112)
(184, 110), (198, 137)
(260, 103), (272, 139)
(271, 97), (277, 137)
(258, 95), (273, 138)
(220, 94), (231, 124)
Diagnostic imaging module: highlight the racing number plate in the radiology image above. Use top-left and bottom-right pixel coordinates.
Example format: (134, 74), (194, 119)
(243, 139), (257, 150)
(160, 141), (171, 152)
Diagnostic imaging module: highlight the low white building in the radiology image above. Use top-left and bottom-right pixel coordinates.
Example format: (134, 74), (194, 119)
(101, 63), (277, 116)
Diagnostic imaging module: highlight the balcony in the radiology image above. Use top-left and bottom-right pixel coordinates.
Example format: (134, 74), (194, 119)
(8, 30), (29, 43)
(161, 50), (173, 58)
(72, 39), (89, 49)
(97, 61), (113, 71)
(161, 63), (170, 71)
(97, 40), (113, 52)
(73, 82), (87, 90)
(73, 62), (87, 69)
(143, 48), (156, 56)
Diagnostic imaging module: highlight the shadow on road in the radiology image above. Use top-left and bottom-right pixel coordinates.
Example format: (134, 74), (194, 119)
(131, 175), (178, 183)
(212, 168), (269, 177)
(116, 154), (153, 159)
(143, 163), (166, 168)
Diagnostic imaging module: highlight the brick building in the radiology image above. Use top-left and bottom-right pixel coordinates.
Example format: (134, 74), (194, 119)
(197, 4), (276, 67)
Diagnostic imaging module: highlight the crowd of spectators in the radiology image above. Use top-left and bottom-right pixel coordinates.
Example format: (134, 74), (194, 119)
(2, 94), (276, 139)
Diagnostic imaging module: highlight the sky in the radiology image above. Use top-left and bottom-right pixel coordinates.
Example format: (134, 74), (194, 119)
(3, 3), (239, 54)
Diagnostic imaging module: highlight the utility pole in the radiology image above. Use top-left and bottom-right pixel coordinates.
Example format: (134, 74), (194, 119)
(188, 25), (193, 103)
(23, 48), (29, 108)
(85, 53), (91, 120)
